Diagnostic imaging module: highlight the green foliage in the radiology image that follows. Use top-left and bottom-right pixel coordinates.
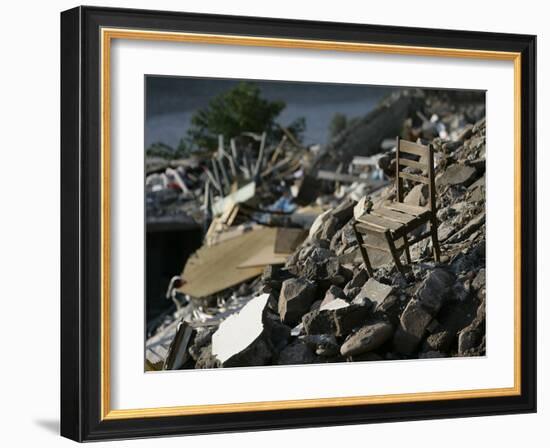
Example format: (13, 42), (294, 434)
(329, 113), (348, 138)
(186, 82), (286, 150)
(147, 82), (308, 159)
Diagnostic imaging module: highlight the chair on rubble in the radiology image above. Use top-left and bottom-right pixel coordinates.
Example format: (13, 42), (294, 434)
(353, 137), (441, 276)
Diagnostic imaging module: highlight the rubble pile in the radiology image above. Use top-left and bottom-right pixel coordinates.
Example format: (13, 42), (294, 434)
(145, 89), (487, 371)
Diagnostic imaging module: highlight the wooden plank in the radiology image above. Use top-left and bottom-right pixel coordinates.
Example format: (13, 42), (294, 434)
(399, 140), (428, 157)
(399, 171), (430, 184)
(386, 202), (429, 217)
(370, 207), (416, 225)
(356, 213), (403, 232)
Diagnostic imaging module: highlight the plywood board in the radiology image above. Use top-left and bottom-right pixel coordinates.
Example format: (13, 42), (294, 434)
(274, 228), (307, 254)
(180, 227), (279, 298)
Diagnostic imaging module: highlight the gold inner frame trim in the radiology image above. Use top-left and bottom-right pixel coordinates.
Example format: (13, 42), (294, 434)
(100, 27), (522, 421)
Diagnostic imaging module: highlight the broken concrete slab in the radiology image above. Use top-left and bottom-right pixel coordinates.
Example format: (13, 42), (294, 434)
(211, 293), (273, 367)
(340, 321), (394, 357)
(393, 299), (434, 354)
(278, 278), (317, 326)
(358, 278), (394, 308)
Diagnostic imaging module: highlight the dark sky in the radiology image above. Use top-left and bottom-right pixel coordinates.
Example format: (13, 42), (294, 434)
(145, 76), (395, 148)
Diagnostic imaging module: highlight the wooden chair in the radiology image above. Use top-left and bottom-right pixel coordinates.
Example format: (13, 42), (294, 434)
(353, 137), (441, 276)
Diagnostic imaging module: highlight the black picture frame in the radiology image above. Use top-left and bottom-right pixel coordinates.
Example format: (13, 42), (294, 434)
(61, 5), (536, 442)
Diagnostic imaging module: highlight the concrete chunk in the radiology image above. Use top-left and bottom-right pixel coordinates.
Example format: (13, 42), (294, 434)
(212, 293), (272, 367)
(278, 278), (317, 325)
(360, 278), (394, 307)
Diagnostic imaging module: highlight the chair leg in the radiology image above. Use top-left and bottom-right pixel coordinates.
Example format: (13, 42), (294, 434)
(402, 235), (412, 264)
(353, 224), (374, 276)
(385, 230), (406, 276)
(430, 219), (441, 263)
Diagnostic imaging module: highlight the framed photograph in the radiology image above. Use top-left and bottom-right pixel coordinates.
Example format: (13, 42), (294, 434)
(60, 6), (536, 441)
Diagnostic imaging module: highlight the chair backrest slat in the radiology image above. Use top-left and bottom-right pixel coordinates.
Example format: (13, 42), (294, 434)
(395, 138), (437, 213)
(399, 140), (428, 157)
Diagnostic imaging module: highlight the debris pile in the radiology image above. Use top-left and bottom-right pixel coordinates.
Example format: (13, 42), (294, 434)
(145, 89), (487, 371)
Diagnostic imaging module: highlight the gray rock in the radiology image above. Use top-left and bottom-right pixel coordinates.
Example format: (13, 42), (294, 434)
(308, 210), (332, 240)
(458, 328), (483, 356)
(318, 215), (340, 241)
(263, 310), (292, 352)
(404, 184), (428, 206)
(373, 294), (400, 320)
(393, 299), (434, 354)
(446, 213), (485, 244)
(457, 124), (474, 142)
(359, 278), (394, 308)
(189, 328), (215, 361)
(419, 351), (446, 359)
(436, 163), (478, 188)
(195, 345), (221, 369)
(331, 198), (356, 223)
(277, 341), (319, 365)
(302, 300), (369, 337)
(320, 285), (347, 309)
(344, 269), (368, 295)
(278, 278), (317, 325)
(302, 309), (337, 335)
(472, 268), (486, 290)
(457, 299), (486, 356)
(300, 334), (340, 357)
(332, 304), (371, 337)
(423, 330), (454, 352)
(442, 141), (462, 153)
(416, 268), (456, 314)
(309, 300), (322, 312)
(340, 322), (394, 357)
(347, 352), (384, 362)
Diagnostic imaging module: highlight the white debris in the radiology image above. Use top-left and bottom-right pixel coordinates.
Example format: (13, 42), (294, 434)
(211, 293), (269, 365)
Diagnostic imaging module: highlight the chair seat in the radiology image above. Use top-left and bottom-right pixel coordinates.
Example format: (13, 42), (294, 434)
(356, 202), (431, 239)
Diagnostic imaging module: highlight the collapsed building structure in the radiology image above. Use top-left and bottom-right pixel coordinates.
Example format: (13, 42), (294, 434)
(145, 88), (487, 371)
